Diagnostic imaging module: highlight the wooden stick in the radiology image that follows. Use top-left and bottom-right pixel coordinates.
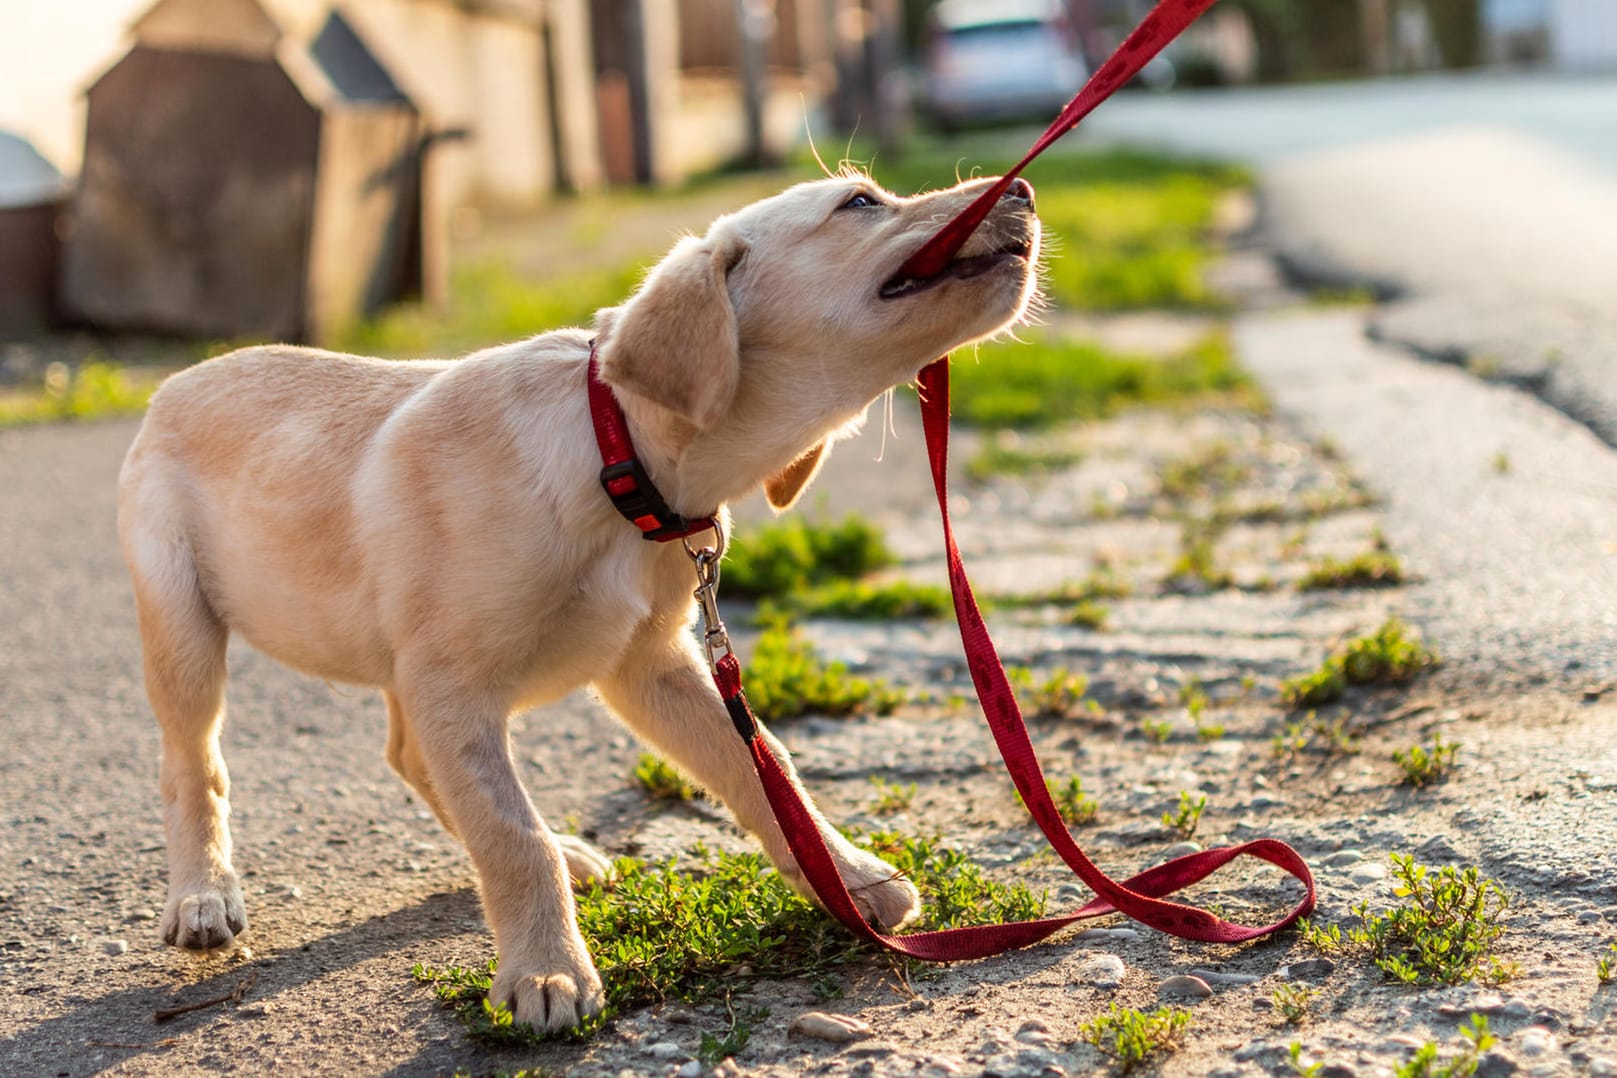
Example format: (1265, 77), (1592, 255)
(153, 969), (260, 1023)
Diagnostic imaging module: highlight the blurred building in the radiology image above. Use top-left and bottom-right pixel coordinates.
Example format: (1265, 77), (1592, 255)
(0, 132), (69, 336)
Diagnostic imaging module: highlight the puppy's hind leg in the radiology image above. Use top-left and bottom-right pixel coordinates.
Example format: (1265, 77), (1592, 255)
(127, 542), (245, 950)
(383, 690), (609, 886)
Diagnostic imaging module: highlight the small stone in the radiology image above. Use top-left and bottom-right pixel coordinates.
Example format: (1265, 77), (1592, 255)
(1475, 1053), (1518, 1078)
(645, 1041), (686, 1060)
(128, 908), (158, 922)
(1517, 1028), (1554, 1058)
(1076, 953), (1126, 990)
(789, 1011), (873, 1044)
(1499, 999), (1532, 1020)
(1190, 968), (1261, 986)
(1324, 850), (1366, 868)
(677, 1063), (702, 1078)
(1578, 911), (1603, 923)
(100, 938), (128, 956)
(1587, 1057), (1617, 1076)
(919, 1056), (966, 1075)
(1350, 863), (1388, 885)
(1162, 841), (1202, 859)
(1381, 1034), (1428, 1052)
(1415, 835), (1462, 862)
(1159, 975), (1213, 999)
(1250, 794), (1286, 809)
(1283, 958), (1336, 981)
(846, 1040), (896, 1058)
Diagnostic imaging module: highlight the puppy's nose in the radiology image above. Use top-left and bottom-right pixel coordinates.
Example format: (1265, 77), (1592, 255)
(1002, 178), (1035, 209)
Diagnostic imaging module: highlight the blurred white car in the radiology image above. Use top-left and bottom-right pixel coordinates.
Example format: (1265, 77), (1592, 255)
(922, 0), (1088, 128)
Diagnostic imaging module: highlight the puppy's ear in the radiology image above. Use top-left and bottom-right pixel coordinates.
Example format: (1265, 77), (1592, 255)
(597, 232), (747, 430)
(764, 441), (829, 512)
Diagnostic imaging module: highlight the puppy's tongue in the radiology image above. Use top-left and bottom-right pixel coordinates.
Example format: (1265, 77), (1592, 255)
(893, 0), (1220, 282)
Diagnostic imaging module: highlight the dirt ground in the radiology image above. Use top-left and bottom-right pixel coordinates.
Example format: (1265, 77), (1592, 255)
(3, 232), (1616, 1078)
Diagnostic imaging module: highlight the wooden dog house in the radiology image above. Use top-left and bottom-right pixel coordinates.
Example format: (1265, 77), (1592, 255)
(61, 0), (425, 342)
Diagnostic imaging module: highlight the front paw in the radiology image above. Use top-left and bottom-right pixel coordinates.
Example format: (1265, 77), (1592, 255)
(161, 878), (248, 950)
(779, 844), (922, 932)
(491, 956), (606, 1034)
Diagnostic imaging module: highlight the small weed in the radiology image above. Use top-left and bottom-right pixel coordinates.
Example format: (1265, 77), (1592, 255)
(1288, 1041), (1323, 1077)
(1162, 791), (1207, 839)
(1596, 941), (1615, 984)
(1142, 719), (1174, 745)
(0, 361), (158, 427)
(723, 515), (894, 599)
(1082, 1003), (1192, 1072)
(1273, 984), (1316, 1025)
(1018, 775), (1099, 827)
(1025, 667), (1090, 717)
(699, 1002), (766, 1065)
(1069, 599), (1110, 630)
(1298, 917), (1344, 955)
(1297, 550), (1405, 591)
(1393, 1014), (1496, 1078)
(1394, 736), (1459, 787)
(760, 579), (951, 622)
(1272, 715), (1361, 761)
(1348, 856), (1513, 986)
(742, 626), (903, 722)
(1491, 451), (1511, 475)
(1179, 679), (1224, 739)
(1159, 441), (1249, 501)
(1164, 520), (1233, 592)
(867, 776), (917, 816)
(633, 754), (697, 801)
(1281, 618), (1438, 708)
(967, 433), (1083, 481)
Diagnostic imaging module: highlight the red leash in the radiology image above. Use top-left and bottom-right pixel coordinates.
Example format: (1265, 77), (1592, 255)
(590, 0), (1316, 958)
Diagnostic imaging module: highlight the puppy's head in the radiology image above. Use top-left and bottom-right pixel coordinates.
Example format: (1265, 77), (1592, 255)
(596, 174), (1041, 509)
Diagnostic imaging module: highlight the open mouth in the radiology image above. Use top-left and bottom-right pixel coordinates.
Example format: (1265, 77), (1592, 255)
(879, 238), (1033, 300)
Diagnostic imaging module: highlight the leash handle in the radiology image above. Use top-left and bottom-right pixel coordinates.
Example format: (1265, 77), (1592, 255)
(897, 0), (1225, 281)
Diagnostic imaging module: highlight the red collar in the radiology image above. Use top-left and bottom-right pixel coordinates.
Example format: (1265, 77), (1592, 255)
(586, 344), (718, 542)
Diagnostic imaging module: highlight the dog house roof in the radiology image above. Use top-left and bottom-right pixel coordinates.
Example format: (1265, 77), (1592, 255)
(107, 0), (411, 109)
(0, 130), (67, 210)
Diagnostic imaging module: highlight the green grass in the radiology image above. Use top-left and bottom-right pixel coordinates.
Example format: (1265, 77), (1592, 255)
(1343, 855), (1514, 986)
(1393, 737), (1459, 787)
(1159, 440), (1250, 501)
(1280, 618), (1438, 709)
(335, 260), (647, 358)
(1297, 550), (1405, 591)
(759, 578), (952, 622)
(1163, 519), (1234, 593)
(950, 331), (1251, 430)
(867, 776), (916, 815)
(1081, 1003), (1193, 1073)
(740, 625), (903, 722)
(1004, 665), (1090, 718)
(1598, 941), (1615, 984)
(632, 754), (697, 801)
(0, 361), (159, 427)
(723, 514), (895, 599)
(414, 834), (1043, 1042)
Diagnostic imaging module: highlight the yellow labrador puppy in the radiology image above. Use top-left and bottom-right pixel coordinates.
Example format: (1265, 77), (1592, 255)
(118, 174), (1040, 1031)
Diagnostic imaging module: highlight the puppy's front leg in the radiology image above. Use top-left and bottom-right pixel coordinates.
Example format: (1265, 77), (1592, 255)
(595, 635), (921, 931)
(397, 676), (604, 1033)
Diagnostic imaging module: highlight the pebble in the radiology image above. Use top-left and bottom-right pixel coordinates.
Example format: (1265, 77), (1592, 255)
(1075, 953), (1125, 989)
(128, 908), (158, 922)
(645, 1041), (686, 1061)
(1350, 863), (1389, 885)
(1015, 1019), (1053, 1045)
(847, 1040), (897, 1058)
(920, 1057), (966, 1076)
(1073, 927), (1137, 943)
(1159, 974), (1213, 999)
(1588, 1057), (1617, 1076)
(1578, 911), (1603, 923)
(677, 1063), (702, 1078)
(1324, 849), (1366, 868)
(1381, 1034), (1429, 1052)
(789, 1011), (873, 1044)
(1249, 794), (1286, 808)
(1283, 958), (1336, 981)
(1499, 999), (1533, 1020)
(100, 938), (128, 956)
(1517, 1028), (1555, 1058)
(1190, 968), (1261, 986)
(1161, 841), (1202, 859)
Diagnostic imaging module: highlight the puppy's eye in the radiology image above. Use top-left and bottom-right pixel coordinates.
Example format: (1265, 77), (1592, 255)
(839, 192), (881, 210)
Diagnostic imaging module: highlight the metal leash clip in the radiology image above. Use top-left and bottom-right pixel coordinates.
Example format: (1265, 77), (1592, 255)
(683, 520), (732, 668)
